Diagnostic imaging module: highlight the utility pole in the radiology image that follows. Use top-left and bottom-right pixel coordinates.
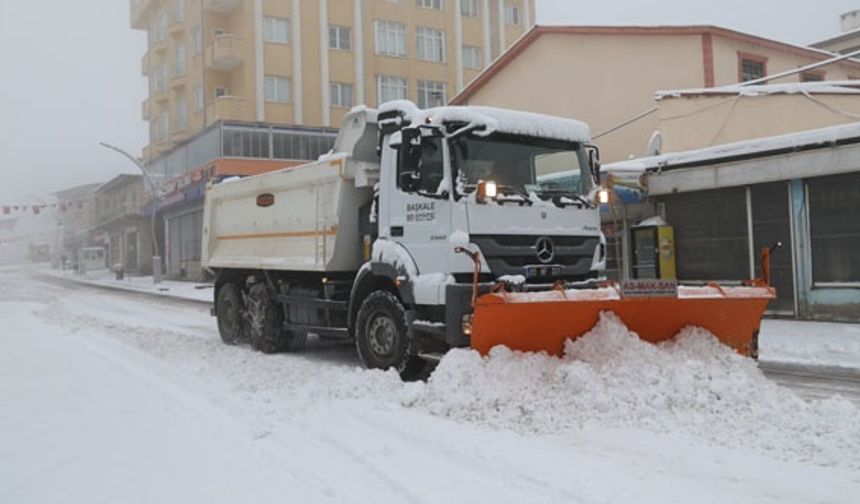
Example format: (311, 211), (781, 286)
(99, 142), (163, 284)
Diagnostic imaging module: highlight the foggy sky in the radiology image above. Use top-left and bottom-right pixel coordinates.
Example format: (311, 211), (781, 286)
(0, 0), (855, 204)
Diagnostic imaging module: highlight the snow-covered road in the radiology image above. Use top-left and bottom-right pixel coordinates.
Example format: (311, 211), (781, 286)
(2, 270), (859, 503)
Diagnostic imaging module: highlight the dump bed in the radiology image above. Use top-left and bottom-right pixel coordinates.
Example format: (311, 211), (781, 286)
(202, 109), (379, 273)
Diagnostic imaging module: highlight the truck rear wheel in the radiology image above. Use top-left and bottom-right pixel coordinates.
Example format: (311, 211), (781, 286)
(247, 283), (306, 354)
(355, 290), (426, 381)
(216, 283), (247, 345)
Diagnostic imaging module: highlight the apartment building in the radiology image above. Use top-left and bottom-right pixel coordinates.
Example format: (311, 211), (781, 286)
(131, 0), (535, 160)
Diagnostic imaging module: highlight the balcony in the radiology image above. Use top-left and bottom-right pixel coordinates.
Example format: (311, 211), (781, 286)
(95, 202), (146, 227)
(205, 34), (245, 71)
(150, 37), (168, 55)
(142, 99), (151, 121)
(170, 71), (188, 89)
(171, 130), (191, 144)
(206, 95), (247, 124)
(152, 87), (169, 103)
(168, 14), (186, 36)
(204, 0), (244, 13)
(130, 0), (151, 30)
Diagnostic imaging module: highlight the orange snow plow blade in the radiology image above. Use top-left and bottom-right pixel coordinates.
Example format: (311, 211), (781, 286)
(470, 284), (775, 357)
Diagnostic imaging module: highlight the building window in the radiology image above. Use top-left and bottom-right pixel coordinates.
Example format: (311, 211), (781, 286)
(808, 172), (860, 283)
(174, 0), (187, 22)
(153, 63), (168, 93)
(417, 79), (447, 108)
(214, 86), (229, 98)
(377, 75), (408, 104)
(461, 0), (479, 17)
(193, 84), (204, 112)
(263, 16), (290, 44)
(153, 112), (170, 143)
(264, 76), (292, 103)
(504, 3), (520, 25)
(330, 82), (354, 108)
(802, 72), (825, 82)
(417, 0), (443, 9)
(462, 45), (482, 69)
(329, 25), (351, 50)
(739, 53), (767, 82)
(416, 26), (446, 62)
(374, 20), (407, 57)
(191, 26), (202, 55)
(176, 96), (189, 131)
(174, 44), (187, 77)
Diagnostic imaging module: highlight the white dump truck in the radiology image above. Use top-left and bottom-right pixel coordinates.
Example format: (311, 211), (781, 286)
(202, 101), (606, 378)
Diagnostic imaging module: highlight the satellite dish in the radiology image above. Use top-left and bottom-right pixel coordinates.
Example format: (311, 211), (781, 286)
(647, 130), (663, 156)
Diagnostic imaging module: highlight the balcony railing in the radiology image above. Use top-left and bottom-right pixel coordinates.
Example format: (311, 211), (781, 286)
(142, 98), (150, 121)
(141, 53), (149, 76)
(130, 0), (151, 30)
(94, 202), (146, 227)
(203, 0), (244, 13)
(205, 34), (245, 71)
(205, 95), (248, 124)
(170, 69), (188, 88)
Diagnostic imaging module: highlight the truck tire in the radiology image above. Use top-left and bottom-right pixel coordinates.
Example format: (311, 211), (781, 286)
(355, 290), (426, 381)
(216, 283), (247, 345)
(247, 283), (306, 354)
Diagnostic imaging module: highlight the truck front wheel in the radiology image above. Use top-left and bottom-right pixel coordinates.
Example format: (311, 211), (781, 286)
(355, 290), (426, 380)
(216, 283), (247, 345)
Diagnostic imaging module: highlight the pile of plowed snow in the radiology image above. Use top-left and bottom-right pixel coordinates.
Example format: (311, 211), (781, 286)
(415, 313), (860, 469)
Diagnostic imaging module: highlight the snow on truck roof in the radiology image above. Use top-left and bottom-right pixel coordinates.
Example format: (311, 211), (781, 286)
(378, 100), (592, 144)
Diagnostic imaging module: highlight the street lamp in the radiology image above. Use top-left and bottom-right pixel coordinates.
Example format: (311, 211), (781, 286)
(98, 142), (163, 284)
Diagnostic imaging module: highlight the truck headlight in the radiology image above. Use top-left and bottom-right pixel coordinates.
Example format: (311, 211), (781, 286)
(477, 180), (497, 203)
(597, 188), (610, 204)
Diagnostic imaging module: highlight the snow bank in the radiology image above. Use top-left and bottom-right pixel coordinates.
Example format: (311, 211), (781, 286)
(418, 312), (860, 469)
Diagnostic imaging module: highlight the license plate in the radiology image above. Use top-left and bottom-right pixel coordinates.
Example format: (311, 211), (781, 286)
(523, 265), (562, 279)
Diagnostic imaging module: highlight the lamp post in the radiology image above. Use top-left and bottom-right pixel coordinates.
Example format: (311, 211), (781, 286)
(99, 142), (163, 284)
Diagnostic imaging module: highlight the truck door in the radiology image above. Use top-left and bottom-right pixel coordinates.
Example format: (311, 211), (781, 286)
(387, 128), (452, 276)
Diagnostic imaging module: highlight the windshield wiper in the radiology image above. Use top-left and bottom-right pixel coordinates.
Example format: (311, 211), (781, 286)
(496, 185), (535, 206)
(537, 188), (591, 208)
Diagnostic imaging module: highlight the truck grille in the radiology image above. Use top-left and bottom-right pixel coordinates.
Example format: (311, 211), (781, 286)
(471, 234), (600, 281)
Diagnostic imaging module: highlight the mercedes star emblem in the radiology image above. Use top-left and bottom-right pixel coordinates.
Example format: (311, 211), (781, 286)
(535, 237), (555, 264)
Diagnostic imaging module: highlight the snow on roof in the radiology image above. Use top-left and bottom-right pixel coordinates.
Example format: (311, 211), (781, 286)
(604, 121), (860, 173)
(379, 100), (591, 143)
(656, 80), (860, 100)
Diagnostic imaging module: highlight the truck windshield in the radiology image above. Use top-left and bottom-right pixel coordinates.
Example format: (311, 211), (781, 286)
(449, 133), (593, 199)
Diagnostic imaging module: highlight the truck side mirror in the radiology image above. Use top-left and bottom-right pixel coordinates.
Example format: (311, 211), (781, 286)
(586, 145), (601, 185)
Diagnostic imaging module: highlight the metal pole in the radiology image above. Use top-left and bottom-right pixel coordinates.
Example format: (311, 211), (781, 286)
(98, 142), (162, 284)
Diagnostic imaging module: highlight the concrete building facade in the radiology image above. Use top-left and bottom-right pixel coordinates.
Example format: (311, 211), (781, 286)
(53, 183), (100, 267)
(93, 175), (154, 276)
(131, 0), (536, 161)
(451, 26), (860, 163)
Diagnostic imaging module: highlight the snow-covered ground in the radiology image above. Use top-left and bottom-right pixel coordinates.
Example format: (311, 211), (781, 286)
(2, 269), (859, 503)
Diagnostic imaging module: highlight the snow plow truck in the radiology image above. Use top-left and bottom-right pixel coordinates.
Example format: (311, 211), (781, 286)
(202, 101), (775, 379)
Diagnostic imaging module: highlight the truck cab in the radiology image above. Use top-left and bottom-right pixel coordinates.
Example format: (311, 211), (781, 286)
(364, 101), (605, 366)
